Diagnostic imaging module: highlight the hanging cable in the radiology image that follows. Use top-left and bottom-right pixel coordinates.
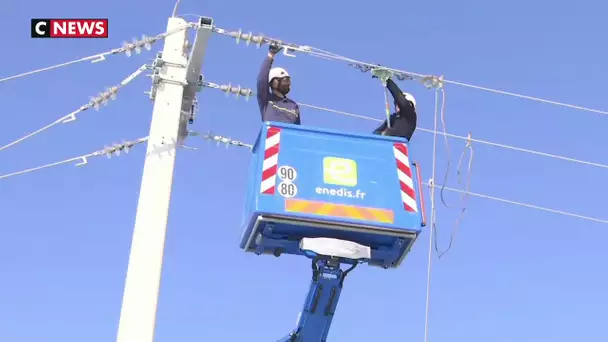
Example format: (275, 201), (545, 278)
(0, 64), (149, 153)
(437, 87), (455, 207)
(383, 86), (392, 128)
(211, 25), (608, 116)
(0, 24), (193, 84)
(429, 85), (474, 258)
(437, 134), (474, 258)
(369, 67), (395, 128)
(0, 137), (148, 180)
(424, 87), (441, 342)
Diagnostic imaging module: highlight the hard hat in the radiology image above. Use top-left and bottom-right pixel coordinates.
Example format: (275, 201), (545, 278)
(269, 67), (289, 83)
(403, 92), (416, 109)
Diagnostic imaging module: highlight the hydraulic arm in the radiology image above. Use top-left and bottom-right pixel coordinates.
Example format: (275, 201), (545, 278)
(277, 237), (370, 342)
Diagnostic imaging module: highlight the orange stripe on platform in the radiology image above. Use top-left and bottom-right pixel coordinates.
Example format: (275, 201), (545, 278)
(285, 199), (394, 224)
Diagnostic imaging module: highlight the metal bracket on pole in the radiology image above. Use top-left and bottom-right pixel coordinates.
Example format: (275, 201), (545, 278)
(179, 16), (214, 142)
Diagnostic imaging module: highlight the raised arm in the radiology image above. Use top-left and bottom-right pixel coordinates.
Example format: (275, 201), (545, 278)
(386, 78), (416, 123)
(256, 54), (274, 118)
(386, 79), (408, 110)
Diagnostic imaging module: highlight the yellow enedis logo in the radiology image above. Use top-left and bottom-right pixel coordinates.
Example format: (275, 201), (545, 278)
(322, 157), (358, 187)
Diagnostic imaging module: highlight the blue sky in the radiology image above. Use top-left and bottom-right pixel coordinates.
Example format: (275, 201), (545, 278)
(2, 0), (608, 341)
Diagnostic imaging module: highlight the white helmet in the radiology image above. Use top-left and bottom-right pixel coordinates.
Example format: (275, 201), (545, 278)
(269, 67), (289, 84)
(403, 92), (416, 109)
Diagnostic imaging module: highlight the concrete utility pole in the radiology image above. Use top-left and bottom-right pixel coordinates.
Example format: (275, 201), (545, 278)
(116, 15), (213, 342)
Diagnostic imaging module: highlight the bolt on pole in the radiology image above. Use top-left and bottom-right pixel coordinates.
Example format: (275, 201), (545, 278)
(116, 15), (212, 342)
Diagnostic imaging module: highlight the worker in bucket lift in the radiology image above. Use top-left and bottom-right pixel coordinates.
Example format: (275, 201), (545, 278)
(371, 68), (417, 140)
(256, 42), (301, 125)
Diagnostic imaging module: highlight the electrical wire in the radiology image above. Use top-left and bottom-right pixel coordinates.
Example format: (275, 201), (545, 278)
(423, 87), (474, 259)
(0, 130), (252, 181)
(314, 48), (608, 117)
(0, 137), (148, 180)
(199, 83), (608, 224)
(211, 26), (608, 116)
(0, 64), (149, 153)
(0, 25), (192, 84)
(295, 102), (608, 170)
(200, 80), (608, 171)
(4, 136), (603, 225)
(437, 87), (455, 207)
(383, 86), (392, 128)
(437, 136), (474, 259)
(426, 182), (608, 225)
(172, 0), (182, 17)
(295, 101), (608, 249)
(424, 88), (441, 342)
(428, 84), (474, 259)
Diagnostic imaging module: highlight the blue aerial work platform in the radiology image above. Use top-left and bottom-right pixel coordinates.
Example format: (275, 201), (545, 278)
(240, 122), (426, 341)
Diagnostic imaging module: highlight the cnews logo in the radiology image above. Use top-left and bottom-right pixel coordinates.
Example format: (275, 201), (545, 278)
(31, 18), (108, 38)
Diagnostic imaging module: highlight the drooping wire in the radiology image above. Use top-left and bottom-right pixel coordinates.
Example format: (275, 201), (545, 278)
(0, 64), (149, 153)
(431, 86), (474, 258)
(0, 24), (193, 84)
(0, 137), (148, 180)
(437, 134), (474, 259)
(438, 87), (454, 207)
(424, 87), (441, 342)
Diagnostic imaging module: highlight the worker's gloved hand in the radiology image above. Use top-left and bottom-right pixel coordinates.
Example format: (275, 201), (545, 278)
(371, 67), (393, 85)
(269, 42), (283, 55)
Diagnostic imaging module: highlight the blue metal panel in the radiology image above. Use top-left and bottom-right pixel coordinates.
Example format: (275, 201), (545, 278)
(240, 122), (425, 268)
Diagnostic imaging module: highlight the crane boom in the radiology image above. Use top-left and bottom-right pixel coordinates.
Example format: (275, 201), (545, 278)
(277, 238), (369, 342)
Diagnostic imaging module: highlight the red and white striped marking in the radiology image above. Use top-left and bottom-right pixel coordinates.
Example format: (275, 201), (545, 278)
(260, 127), (281, 194)
(393, 143), (418, 212)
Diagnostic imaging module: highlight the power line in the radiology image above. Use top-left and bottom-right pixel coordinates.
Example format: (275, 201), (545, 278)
(296, 103), (608, 170)
(432, 183), (608, 225)
(0, 24), (193, 84)
(0, 137), (148, 180)
(441, 79), (608, 114)
(181, 83), (608, 226)
(424, 87), (442, 342)
(198, 81), (608, 171)
(190, 127), (608, 225)
(210, 26), (608, 116)
(5, 131), (604, 226)
(194, 82), (608, 225)
(0, 64), (149, 153)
